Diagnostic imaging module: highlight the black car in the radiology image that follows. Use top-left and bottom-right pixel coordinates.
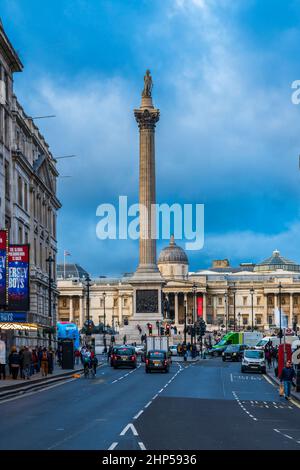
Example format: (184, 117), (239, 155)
(145, 350), (170, 373)
(222, 344), (247, 362)
(111, 346), (137, 369)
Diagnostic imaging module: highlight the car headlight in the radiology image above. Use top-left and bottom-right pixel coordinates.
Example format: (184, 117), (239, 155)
(222, 352), (225, 356)
(233, 353), (237, 356)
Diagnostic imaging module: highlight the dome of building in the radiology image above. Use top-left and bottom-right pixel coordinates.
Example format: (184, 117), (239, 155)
(254, 250), (300, 273)
(57, 263), (90, 280)
(158, 235), (189, 265)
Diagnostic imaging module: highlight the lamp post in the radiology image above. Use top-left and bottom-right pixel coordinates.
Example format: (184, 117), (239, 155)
(46, 254), (55, 348)
(231, 286), (237, 331)
(278, 282), (282, 344)
(224, 292), (228, 333)
(192, 283), (197, 346)
(184, 296), (187, 345)
(238, 312), (241, 331)
(103, 292), (107, 353)
(83, 275), (92, 342)
(250, 287), (254, 332)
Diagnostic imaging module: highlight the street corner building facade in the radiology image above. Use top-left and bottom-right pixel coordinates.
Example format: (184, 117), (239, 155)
(0, 21), (61, 350)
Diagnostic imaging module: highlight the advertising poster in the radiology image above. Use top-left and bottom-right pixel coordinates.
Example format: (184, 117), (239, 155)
(8, 244), (30, 311)
(0, 230), (8, 307)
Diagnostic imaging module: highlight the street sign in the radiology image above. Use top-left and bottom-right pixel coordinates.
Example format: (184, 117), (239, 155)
(292, 347), (300, 366)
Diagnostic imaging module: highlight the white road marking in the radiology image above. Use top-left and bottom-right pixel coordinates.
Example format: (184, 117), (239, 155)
(152, 394), (158, 400)
(120, 423), (138, 436)
(159, 388), (164, 393)
(230, 373), (233, 382)
(108, 442), (118, 450)
(112, 380), (117, 384)
(133, 410), (144, 420)
(139, 442), (146, 450)
(145, 401), (152, 408)
(284, 434), (293, 440)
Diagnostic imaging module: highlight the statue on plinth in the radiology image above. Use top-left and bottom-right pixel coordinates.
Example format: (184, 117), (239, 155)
(142, 69), (153, 97)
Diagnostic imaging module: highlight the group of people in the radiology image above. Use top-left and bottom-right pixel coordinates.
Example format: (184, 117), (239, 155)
(80, 346), (98, 375)
(177, 342), (198, 359)
(264, 341), (278, 369)
(0, 345), (54, 380)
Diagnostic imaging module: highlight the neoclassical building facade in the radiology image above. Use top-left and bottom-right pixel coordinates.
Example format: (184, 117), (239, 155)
(57, 243), (300, 333)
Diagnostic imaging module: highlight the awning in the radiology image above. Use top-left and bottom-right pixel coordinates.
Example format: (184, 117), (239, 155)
(0, 323), (38, 330)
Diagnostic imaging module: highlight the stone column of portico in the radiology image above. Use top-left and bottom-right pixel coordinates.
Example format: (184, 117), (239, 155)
(289, 293), (293, 328)
(134, 82), (160, 274)
(202, 293), (207, 322)
(174, 292), (179, 325)
(79, 296), (84, 328)
(69, 296), (73, 323)
(118, 295), (123, 326)
(263, 295), (268, 331)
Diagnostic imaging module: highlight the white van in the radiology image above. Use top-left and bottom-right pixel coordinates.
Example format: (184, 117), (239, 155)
(255, 335), (298, 349)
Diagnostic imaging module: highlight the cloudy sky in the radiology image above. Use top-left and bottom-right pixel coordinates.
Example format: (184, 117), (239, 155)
(3, 0), (300, 276)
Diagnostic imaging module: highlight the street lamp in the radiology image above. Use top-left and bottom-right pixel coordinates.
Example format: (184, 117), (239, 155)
(224, 292), (228, 333)
(83, 275), (92, 340)
(250, 287), (254, 332)
(192, 283), (197, 345)
(184, 296), (187, 344)
(231, 285), (237, 331)
(46, 254), (55, 348)
(103, 293), (107, 353)
(238, 312), (241, 331)
(278, 282), (282, 344)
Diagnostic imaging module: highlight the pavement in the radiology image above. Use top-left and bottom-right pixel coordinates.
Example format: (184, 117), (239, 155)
(1, 356), (300, 449)
(265, 364), (300, 403)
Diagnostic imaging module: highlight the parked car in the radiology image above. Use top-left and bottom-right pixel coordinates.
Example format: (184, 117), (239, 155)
(145, 350), (170, 373)
(241, 349), (266, 374)
(111, 346), (137, 369)
(222, 344), (247, 362)
(135, 345), (145, 356)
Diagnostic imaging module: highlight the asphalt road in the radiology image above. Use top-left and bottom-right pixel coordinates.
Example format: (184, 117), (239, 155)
(1, 356), (300, 450)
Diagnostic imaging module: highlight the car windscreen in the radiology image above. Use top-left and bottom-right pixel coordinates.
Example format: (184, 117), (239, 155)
(148, 352), (165, 359)
(225, 345), (239, 352)
(244, 350), (264, 359)
(117, 348), (135, 356)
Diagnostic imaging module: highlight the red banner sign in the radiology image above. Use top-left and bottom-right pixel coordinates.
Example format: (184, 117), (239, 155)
(197, 295), (203, 317)
(8, 244), (30, 311)
(0, 230), (8, 307)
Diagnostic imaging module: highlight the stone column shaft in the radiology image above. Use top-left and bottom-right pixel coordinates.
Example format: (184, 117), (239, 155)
(69, 296), (73, 322)
(174, 292), (179, 325)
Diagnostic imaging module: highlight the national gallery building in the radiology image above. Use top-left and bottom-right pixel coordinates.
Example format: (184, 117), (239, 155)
(57, 240), (300, 333)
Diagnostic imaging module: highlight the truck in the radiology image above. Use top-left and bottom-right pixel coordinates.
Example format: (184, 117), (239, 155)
(146, 335), (169, 353)
(211, 331), (263, 355)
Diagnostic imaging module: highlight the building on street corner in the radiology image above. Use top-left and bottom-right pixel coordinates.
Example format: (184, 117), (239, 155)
(0, 21), (61, 350)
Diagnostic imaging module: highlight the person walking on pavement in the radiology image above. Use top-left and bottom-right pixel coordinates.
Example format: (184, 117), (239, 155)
(0, 353), (6, 380)
(21, 346), (32, 380)
(265, 348), (272, 369)
(9, 346), (20, 380)
(48, 347), (54, 374)
(40, 348), (49, 377)
(74, 349), (80, 365)
(280, 360), (296, 400)
(123, 334), (127, 345)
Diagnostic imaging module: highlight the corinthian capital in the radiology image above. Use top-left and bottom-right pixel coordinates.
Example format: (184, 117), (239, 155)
(134, 108), (160, 130)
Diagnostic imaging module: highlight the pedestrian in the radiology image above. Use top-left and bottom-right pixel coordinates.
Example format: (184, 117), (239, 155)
(48, 347), (54, 374)
(19, 346), (25, 379)
(265, 349), (272, 369)
(31, 348), (38, 375)
(0, 353), (6, 380)
(37, 346), (43, 372)
(107, 345), (112, 363)
(9, 346), (20, 380)
(280, 360), (296, 400)
(75, 349), (80, 365)
(21, 346), (32, 380)
(40, 348), (49, 377)
(123, 334), (127, 345)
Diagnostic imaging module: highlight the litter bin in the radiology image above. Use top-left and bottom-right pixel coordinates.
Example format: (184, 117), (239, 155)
(61, 339), (74, 370)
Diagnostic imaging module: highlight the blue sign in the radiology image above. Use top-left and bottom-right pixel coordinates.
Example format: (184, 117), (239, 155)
(0, 312), (27, 323)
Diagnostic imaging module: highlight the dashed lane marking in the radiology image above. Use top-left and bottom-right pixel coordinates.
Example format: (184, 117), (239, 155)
(139, 442), (146, 450)
(120, 423), (138, 436)
(145, 401), (152, 408)
(133, 410), (144, 420)
(108, 442), (118, 450)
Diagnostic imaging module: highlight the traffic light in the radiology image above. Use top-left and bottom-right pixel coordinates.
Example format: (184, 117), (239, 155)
(199, 320), (206, 336)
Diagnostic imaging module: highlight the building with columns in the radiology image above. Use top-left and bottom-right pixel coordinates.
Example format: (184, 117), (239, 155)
(57, 247), (300, 334)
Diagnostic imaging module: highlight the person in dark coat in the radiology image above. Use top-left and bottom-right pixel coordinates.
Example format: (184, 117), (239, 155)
(9, 346), (20, 379)
(280, 360), (296, 399)
(48, 347), (54, 374)
(21, 346), (32, 379)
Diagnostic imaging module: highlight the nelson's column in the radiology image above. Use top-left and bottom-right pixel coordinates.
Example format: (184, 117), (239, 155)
(130, 70), (164, 322)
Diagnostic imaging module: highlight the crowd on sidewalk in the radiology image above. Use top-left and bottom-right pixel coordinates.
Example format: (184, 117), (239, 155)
(0, 345), (56, 380)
